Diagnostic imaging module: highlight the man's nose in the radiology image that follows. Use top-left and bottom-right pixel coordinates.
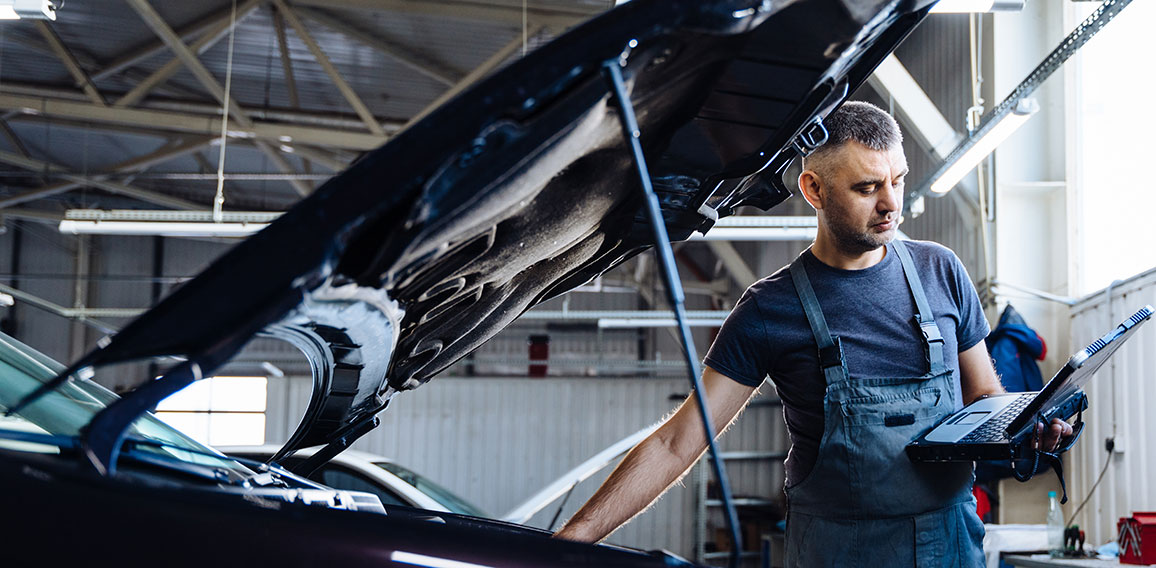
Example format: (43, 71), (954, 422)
(877, 183), (900, 213)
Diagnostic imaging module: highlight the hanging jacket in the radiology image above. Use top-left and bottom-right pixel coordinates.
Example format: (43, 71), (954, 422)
(987, 304), (1046, 393)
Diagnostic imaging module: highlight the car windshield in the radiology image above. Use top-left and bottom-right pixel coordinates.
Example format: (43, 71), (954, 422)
(374, 461), (488, 517)
(0, 333), (251, 477)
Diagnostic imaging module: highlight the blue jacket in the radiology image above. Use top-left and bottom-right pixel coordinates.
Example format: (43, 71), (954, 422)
(986, 304), (1046, 393)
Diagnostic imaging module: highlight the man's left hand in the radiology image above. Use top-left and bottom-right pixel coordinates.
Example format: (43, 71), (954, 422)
(1035, 418), (1074, 453)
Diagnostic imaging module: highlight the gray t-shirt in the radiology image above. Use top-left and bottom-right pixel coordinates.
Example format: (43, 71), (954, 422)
(703, 240), (989, 487)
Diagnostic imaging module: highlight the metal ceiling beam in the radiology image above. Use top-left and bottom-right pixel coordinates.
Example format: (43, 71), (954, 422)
(0, 136), (216, 209)
(705, 241), (758, 289)
(284, 144), (348, 172)
(0, 92), (388, 150)
(0, 282), (121, 334)
(0, 208), (62, 223)
(125, 0), (252, 125)
(406, 23), (544, 128)
(0, 119), (31, 158)
(0, 150), (202, 210)
(125, 0), (314, 196)
(94, 2), (257, 83)
(3, 82), (400, 136)
(296, 6), (463, 86)
(115, 0), (262, 108)
(34, 22), (106, 107)
(5, 20), (197, 103)
(272, 6), (314, 175)
(868, 55), (960, 160)
(273, 7), (301, 109)
(255, 140), (313, 196)
(288, 0), (592, 28)
(273, 0), (385, 136)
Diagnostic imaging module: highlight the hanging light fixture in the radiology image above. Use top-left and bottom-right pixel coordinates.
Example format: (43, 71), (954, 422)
(930, 0), (1024, 13)
(58, 209), (279, 237)
(905, 0), (1133, 210)
(0, 0), (56, 20)
(57, 1), (269, 240)
(929, 98), (1038, 194)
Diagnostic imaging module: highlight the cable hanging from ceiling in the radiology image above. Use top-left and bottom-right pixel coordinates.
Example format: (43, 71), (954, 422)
(213, 0), (238, 223)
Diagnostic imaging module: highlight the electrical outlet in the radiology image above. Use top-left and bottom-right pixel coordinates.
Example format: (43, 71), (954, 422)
(1106, 436), (1124, 455)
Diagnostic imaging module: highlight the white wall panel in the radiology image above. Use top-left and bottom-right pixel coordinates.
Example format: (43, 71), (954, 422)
(266, 375), (787, 560)
(1067, 266), (1156, 545)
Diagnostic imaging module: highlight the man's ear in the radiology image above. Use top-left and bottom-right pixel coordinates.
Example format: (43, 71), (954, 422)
(798, 169), (824, 210)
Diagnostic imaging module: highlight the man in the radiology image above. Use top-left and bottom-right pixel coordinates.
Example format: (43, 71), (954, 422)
(554, 101), (1072, 566)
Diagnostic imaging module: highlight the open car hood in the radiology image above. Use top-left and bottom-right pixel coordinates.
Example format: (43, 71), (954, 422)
(24, 0), (936, 474)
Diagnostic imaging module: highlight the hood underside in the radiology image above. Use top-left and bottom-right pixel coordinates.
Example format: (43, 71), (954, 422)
(28, 0), (935, 471)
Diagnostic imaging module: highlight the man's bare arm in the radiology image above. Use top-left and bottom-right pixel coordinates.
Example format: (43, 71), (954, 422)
(958, 339), (1003, 404)
(553, 366), (758, 543)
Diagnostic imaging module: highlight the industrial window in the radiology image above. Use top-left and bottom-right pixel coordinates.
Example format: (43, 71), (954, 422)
(1068, 1), (1156, 295)
(155, 376), (267, 446)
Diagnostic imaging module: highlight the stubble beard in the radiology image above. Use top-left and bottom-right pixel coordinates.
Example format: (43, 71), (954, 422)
(824, 207), (894, 256)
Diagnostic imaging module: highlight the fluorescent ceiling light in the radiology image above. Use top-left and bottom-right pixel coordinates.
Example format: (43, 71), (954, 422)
(930, 98), (1038, 194)
(58, 209), (280, 238)
(930, 0), (1024, 13)
(0, 0), (57, 20)
(59, 221), (269, 237)
(690, 215), (817, 241)
(689, 226), (817, 241)
(598, 318), (727, 328)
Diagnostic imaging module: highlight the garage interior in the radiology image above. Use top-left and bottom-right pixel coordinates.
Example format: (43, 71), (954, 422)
(0, 0), (1152, 565)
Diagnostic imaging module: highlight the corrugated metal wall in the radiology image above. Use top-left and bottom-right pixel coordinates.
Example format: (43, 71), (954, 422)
(0, 221), (80, 364)
(267, 375), (787, 560)
(1067, 267), (1156, 546)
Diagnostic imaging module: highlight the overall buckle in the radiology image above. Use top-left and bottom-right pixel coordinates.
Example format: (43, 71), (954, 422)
(819, 337), (844, 369)
(917, 317), (944, 346)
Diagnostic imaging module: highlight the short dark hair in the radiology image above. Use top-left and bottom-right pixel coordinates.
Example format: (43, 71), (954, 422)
(807, 101), (902, 162)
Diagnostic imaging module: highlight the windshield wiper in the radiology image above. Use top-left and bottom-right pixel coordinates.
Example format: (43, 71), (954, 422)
(117, 435), (327, 490)
(117, 439), (243, 485)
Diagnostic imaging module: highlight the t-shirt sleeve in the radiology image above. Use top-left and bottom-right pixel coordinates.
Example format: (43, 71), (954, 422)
(948, 252), (990, 351)
(703, 289), (773, 387)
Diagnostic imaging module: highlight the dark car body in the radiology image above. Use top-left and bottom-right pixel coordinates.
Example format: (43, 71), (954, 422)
(2, 0), (936, 565)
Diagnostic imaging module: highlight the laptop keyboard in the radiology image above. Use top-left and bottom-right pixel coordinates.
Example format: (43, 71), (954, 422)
(959, 393), (1035, 443)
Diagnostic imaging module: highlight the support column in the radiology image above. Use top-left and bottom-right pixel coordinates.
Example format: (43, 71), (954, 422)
(68, 235), (91, 362)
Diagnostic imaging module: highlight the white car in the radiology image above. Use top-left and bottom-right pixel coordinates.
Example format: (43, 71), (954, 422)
(224, 425), (656, 525)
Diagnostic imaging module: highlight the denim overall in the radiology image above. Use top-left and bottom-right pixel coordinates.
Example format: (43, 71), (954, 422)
(784, 240), (984, 567)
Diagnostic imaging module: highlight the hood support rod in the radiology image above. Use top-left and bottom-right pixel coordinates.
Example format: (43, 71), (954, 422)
(603, 51), (742, 568)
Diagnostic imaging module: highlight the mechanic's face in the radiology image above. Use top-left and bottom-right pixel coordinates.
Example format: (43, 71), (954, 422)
(805, 141), (907, 255)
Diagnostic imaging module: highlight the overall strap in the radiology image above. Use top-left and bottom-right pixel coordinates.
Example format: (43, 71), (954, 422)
(790, 254), (848, 386)
(891, 240), (947, 376)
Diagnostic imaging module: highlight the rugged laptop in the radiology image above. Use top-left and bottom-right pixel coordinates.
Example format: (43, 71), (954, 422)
(907, 304), (1153, 462)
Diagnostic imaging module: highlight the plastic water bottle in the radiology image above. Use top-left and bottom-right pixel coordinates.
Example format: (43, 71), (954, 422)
(1046, 491), (1064, 557)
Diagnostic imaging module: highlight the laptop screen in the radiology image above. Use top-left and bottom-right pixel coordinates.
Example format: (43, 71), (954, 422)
(1005, 304), (1153, 437)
